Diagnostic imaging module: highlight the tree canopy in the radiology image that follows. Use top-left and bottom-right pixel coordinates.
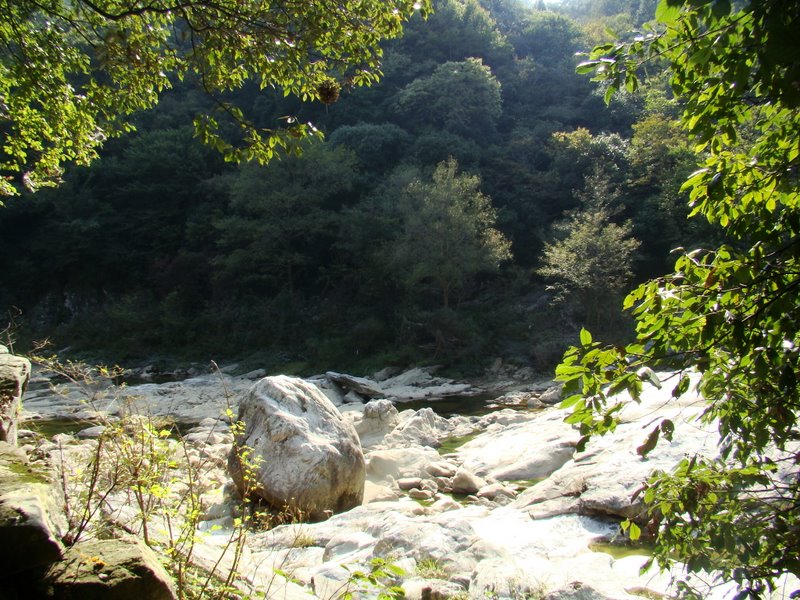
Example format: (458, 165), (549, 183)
(0, 0), (704, 370)
(560, 0), (800, 596)
(0, 0), (429, 197)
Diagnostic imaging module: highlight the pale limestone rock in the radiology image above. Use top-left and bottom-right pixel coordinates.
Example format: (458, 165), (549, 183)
(372, 366), (401, 382)
(429, 497), (461, 512)
(433, 477), (452, 492)
(343, 390), (365, 404)
(398, 477), (424, 491)
(380, 367), (437, 388)
(451, 467), (487, 495)
(322, 531), (376, 562)
(21, 369), (254, 423)
(325, 371), (385, 398)
(228, 376), (365, 520)
(383, 407), (453, 448)
(379, 367), (473, 400)
(363, 480), (399, 503)
(542, 583), (617, 600)
(76, 425), (106, 439)
(514, 375), (718, 523)
(425, 460), (457, 478)
(310, 376), (347, 406)
(312, 563), (353, 600)
(403, 577), (466, 600)
(457, 408), (577, 481)
(477, 482), (517, 500)
(364, 398), (399, 422)
(408, 488), (435, 500)
(539, 383), (564, 405)
(353, 399), (401, 448)
(367, 446), (441, 481)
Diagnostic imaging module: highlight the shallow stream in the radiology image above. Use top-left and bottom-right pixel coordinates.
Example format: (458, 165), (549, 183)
(395, 391), (532, 417)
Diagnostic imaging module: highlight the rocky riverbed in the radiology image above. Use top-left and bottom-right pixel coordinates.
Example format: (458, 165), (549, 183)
(12, 362), (800, 599)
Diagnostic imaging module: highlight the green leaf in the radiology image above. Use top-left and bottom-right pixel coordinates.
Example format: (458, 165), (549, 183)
(560, 393), (583, 409)
(555, 364), (585, 379)
(655, 0), (681, 24)
(575, 434), (591, 453)
(576, 61), (599, 75)
(711, 0), (731, 19)
(579, 328), (593, 346)
(637, 426), (660, 458)
(671, 374), (691, 398)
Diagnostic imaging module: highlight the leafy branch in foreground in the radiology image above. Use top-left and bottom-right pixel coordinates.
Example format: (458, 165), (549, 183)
(560, 0), (800, 597)
(0, 0), (430, 198)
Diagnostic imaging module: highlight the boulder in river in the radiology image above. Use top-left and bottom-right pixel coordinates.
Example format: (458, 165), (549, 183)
(228, 375), (365, 520)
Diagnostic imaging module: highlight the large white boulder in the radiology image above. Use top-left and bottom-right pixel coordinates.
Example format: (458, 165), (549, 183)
(228, 376), (365, 520)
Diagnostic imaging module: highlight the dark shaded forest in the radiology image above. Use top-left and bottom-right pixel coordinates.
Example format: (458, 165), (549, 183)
(0, 0), (717, 374)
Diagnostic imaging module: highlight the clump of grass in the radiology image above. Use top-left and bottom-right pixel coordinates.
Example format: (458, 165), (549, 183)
(290, 530), (317, 548)
(415, 557), (448, 579)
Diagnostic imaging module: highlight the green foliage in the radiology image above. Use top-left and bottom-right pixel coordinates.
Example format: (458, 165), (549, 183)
(329, 123), (413, 173)
(510, 10), (584, 62)
(0, 0), (710, 373)
(338, 558), (406, 600)
(393, 58), (502, 139)
(388, 157), (512, 309)
(538, 169), (640, 329)
(561, 0), (800, 595)
(212, 143), (358, 298)
(0, 0), (430, 197)
(538, 207), (639, 327)
(415, 557), (448, 579)
(391, 0), (512, 76)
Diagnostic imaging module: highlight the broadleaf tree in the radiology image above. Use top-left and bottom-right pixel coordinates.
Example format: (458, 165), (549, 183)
(558, 0), (800, 597)
(0, 0), (430, 198)
(538, 169), (640, 330)
(389, 157), (511, 310)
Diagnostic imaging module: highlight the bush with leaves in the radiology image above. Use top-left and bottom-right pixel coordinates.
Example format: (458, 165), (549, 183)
(559, 0), (800, 597)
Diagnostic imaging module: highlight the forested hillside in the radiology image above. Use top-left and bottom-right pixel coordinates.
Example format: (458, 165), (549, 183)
(0, 0), (711, 373)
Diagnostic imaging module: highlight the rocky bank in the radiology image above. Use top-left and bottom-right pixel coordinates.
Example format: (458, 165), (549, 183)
(6, 359), (800, 599)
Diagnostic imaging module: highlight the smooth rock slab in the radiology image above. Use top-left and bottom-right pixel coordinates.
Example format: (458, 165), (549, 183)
(0, 347), (31, 444)
(0, 441), (67, 576)
(229, 376), (365, 520)
(325, 372), (385, 398)
(457, 408), (577, 482)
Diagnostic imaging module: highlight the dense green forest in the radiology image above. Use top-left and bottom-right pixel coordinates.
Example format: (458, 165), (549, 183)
(0, 0), (713, 373)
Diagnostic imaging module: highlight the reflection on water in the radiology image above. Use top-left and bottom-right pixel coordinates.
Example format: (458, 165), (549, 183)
(395, 392), (533, 417)
(23, 418), (90, 437)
